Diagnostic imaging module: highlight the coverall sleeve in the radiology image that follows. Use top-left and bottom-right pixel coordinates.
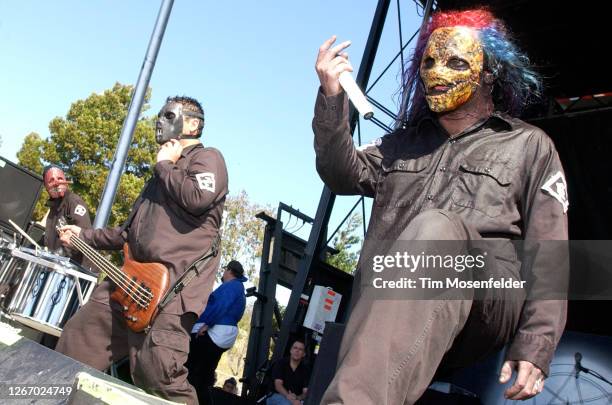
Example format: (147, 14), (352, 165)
(506, 129), (569, 376)
(80, 226), (126, 251)
(66, 194), (92, 229)
(312, 89), (382, 197)
(154, 147), (229, 216)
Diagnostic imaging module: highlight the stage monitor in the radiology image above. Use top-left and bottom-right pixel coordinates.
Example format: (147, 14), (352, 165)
(0, 156), (43, 233)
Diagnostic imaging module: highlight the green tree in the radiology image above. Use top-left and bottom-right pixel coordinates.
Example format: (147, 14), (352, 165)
(16, 132), (47, 219)
(214, 191), (274, 388)
(16, 83), (157, 226)
(325, 212), (363, 274)
(220, 190), (274, 279)
(218, 305), (253, 378)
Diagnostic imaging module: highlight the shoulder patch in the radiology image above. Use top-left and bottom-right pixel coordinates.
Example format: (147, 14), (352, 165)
(74, 204), (87, 217)
(196, 172), (216, 192)
(541, 171), (569, 213)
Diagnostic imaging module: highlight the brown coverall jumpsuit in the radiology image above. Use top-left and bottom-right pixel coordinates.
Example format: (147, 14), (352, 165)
(56, 144), (228, 405)
(44, 190), (92, 265)
(313, 91), (568, 405)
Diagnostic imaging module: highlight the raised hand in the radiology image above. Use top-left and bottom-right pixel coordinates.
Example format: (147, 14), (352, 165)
(315, 35), (353, 96)
(156, 139), (183, 164)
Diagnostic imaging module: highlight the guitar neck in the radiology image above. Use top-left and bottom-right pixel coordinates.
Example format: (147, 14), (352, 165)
(68, 235), (123, 284)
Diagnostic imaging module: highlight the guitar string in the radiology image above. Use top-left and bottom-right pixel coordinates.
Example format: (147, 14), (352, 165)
(69, 236), (152, 305)
(55, 223), (143, 301)
(69, 235), (149, 297)
(70, 236), (149, 306)
(56, 223), (152, 308)
(70, 236), (150, 306)
(69, 236), (152, 301)
(68, 234), (154, 299)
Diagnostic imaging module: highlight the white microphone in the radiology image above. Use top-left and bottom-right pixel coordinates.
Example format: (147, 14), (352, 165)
(338, 71), (374, 120)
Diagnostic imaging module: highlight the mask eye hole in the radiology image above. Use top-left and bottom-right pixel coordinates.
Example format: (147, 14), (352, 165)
(447, 57), (469, 71)
(164, 112), (176, 120)
(423, 57), (435, 69)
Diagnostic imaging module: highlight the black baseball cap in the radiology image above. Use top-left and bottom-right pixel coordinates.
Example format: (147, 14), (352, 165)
(225, 260), (247, 282)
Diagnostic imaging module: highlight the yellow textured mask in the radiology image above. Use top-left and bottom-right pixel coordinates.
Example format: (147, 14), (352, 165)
(420, 27), (484, 112)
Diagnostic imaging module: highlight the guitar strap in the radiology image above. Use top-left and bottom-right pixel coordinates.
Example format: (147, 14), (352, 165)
(157, 232), (221, 312)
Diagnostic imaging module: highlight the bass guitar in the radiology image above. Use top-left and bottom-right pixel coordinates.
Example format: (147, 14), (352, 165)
(57, 219), (170, 332)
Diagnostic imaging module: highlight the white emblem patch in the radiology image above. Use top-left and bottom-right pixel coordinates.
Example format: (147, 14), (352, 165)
(541, 171), (569, 213)
(196, 172), (215, 192)
(74, 204), (87, 217)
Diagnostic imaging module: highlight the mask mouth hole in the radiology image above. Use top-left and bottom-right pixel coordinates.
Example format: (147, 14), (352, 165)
(429, 85), (452, 95)
(426, 80), (469, 96)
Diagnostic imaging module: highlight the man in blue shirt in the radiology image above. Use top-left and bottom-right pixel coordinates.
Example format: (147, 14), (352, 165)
(186, 260), (247, 402)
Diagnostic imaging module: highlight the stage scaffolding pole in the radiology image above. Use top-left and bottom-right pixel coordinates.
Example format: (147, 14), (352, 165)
(272, 0), (392, 364)
(94, 0), (174, 228)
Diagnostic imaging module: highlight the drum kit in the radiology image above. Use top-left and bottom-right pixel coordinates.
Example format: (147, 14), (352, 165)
(0, 228), (97, 337)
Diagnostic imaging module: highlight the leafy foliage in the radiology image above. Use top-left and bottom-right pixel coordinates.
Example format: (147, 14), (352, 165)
(213, 192), (275, 390)
(14, 84), (363, 391)
(16, 132), (47, 219)
(220, 190), (274, 279)
(16, 83), (157, 226)
(325, 212), (363, 274)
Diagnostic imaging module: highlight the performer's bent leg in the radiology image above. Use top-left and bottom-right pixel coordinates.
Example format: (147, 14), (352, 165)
(323, 297), (472, 405)
(56, 282), (129, 371)
(321, 209), (521, 405)
(130, 308), (199, 405)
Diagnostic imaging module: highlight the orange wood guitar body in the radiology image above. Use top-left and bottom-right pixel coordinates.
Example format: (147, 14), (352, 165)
(110, 244), (170, 333)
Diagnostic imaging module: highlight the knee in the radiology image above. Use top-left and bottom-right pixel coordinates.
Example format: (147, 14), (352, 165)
(402, 209), (465, 240)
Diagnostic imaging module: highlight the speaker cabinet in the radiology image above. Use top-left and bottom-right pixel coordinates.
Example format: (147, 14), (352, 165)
(0, 157), (43, 234)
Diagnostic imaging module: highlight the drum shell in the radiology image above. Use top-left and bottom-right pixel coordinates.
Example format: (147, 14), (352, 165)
(0, 243), (19, 306)
(5, 253), (96, 335)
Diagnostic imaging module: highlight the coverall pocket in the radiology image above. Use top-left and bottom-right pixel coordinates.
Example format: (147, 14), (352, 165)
(451, 156), (513, 218)
(142, 329), (189, 386)
(376, 156), (430, 207)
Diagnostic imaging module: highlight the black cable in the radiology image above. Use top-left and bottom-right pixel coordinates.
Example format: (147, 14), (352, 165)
(369, 116), (394, 133)
(367, 95), (399, 120)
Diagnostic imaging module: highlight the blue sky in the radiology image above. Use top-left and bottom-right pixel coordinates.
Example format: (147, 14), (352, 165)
(0, 1), (422, 238)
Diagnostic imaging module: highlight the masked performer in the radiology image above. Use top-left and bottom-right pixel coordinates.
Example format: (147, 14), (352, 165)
(56, 96), (228, 405)
(42, 165), (92, 264)
(314, 9), (568, 404)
